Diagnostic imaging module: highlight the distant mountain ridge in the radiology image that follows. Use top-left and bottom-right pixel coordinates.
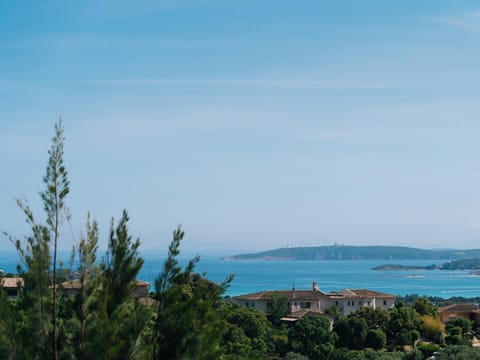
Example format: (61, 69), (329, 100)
(222, 245), (480, 261)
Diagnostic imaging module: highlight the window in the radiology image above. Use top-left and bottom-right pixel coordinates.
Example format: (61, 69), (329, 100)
(251, 302), (255, 308)
(267, 302), (272, 309)
(383, 300), (387, 306)
(300, 302), (311, 309)
(367, 301), (371, 305)
(347, 301), (351, 306)
(335, 301), (339, 306)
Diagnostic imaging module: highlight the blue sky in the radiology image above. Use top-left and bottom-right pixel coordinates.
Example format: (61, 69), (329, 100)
(2, 1), (480, 255)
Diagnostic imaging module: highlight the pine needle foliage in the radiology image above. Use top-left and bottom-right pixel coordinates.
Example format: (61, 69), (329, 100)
(150, 226), (234, 360)
(90, 210), (146, 360)
(40, 119), (70, 360)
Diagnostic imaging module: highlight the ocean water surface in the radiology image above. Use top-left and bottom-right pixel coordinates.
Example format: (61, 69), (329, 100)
(181, 258), (480, 298)
(2, 251), (479, 298)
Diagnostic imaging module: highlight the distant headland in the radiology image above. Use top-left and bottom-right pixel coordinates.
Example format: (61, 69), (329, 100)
(373, 258), (480, 271)
(222, 245), (480, 261)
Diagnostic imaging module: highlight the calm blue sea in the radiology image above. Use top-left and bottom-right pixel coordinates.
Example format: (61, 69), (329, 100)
(1, 251), (480, 298)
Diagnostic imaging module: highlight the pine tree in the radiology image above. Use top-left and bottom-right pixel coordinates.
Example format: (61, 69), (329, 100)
(89, 211), (146, 360)
(40, 119), (70, 360)
(61, 214), (100, 360)
(150, 227), (233, 360)
(77, 214), (99, 360)
(9, 199), (52, 359)
(0, 283), (20, 359)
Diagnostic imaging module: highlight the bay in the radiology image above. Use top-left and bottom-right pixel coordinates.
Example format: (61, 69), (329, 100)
(177, 257), (480, 298)
(2, 251), (480, 298)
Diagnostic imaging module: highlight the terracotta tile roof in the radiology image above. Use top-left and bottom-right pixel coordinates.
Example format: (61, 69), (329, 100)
(234, 289), (325, 301)
(327, 289), (396, 299)
(347, 289), (396, 298)
(235, 288), (396, 301)
(286, 309), (324, 319)
(439, 304), (479, 313)
(280, 310), (333, 323)
(0, 277), (24, 288)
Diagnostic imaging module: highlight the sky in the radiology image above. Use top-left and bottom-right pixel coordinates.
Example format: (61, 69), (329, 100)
(2, 1), (480, 255)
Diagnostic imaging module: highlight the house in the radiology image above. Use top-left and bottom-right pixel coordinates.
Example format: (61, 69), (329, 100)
(233, 282), (396, 317)
(132, 280), (150, 298)
(438, 304), (480, 323)
(323, 288), (396, 316)
(234, 287), (325, 314)
(0, 277), (24, 298)
(234, 281), (326, 314)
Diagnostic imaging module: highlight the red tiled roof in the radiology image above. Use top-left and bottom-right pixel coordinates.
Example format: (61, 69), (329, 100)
(0, 277), (24, 288)
(286, 309), (324, 319)
(280, 310), (333, 323)
(439, 304), (479, 313)
(234, 289), (325, 301)
(327, 289), (395, 299)
(235, 288), (396, 301)
(347, 289), (396, 298)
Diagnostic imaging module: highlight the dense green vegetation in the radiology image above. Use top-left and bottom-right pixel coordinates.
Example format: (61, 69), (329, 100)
(401, 293), (480, 307)
(440, 258), (480, 270)
(225, 246), (480, 261)
(3, 122), (480, 359)
(373, 258), (480, 271)
(372, 265), (436, 271)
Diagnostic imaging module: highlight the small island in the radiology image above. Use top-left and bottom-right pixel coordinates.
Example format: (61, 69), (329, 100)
(372, 258), (480, 271)
(372, 264), (436, 271)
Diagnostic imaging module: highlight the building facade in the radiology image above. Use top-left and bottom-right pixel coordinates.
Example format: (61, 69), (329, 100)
(233, 282), (396, 317)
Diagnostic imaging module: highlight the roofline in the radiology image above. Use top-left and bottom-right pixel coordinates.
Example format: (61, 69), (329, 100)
(233, 288), (395, 300)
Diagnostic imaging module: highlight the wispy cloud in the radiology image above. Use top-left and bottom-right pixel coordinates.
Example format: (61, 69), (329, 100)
(433, 10), (480, 31)
(298, 130), (355, 141)
(80, 77), (408, 91)
(0, 33), (233, 52)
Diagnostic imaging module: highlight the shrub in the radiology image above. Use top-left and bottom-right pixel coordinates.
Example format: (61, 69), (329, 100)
(366, 329), (387, 350)
(421, 315), (445, 342)
(416, 342), (439, 358)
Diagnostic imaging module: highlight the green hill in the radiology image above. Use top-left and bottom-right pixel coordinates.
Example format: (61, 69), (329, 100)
(222, 245), (480, 261)
(440, 258), (480, 270)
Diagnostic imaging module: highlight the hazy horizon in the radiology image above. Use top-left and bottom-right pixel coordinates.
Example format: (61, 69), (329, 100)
(2, 1), (480, 252)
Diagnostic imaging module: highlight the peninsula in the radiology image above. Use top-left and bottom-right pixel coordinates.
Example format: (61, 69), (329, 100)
(373, 258), (480, 271)
(223, 245), (480, 261)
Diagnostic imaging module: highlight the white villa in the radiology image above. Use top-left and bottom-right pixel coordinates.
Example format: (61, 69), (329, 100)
(233, 282), (395, 318)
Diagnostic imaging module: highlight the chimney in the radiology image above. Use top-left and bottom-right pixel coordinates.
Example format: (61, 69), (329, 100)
(313, 281), (319, 291)
(292, 284), (296, 299)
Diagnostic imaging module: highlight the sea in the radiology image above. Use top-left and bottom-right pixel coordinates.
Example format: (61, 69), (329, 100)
(1, 251), (479, 299)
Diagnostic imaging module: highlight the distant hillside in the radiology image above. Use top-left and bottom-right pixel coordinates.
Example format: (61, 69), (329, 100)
(222, 246), (480, 261)
(373, 258), (480, 271)
(440, 258), (480, 270)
